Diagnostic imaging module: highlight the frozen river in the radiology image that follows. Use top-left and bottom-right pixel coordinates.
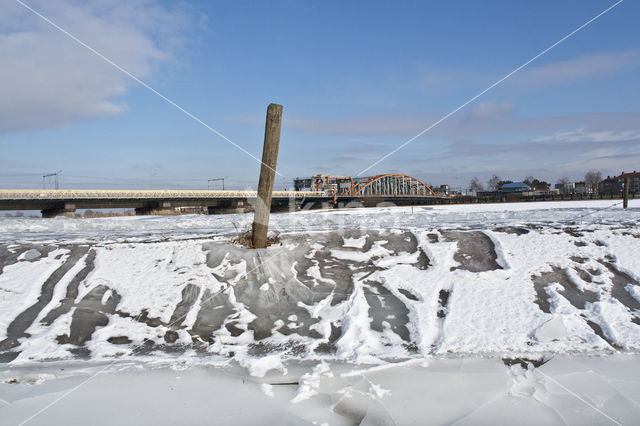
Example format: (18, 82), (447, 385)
(1, 200), (639, 424)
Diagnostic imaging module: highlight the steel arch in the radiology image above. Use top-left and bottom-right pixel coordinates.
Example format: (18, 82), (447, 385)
(349, 173), (437, 197)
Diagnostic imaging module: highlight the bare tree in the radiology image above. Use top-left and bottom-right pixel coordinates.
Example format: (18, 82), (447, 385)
(487, 174), (501, 191)
(584, 170), (602, 194)
(557, 176), (571, 185)
(469, 176), (484, 192)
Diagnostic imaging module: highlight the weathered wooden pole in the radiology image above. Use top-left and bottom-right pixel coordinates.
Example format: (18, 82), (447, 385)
(623, 177), (630, 209)
(252, 103), (283, 248)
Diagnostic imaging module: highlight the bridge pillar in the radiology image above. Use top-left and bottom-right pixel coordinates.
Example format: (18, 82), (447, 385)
(135, 202), (160, 215)
(337, 200), (364, 209)
(207, 199), (247, 214)
(41, 202), (76, 218)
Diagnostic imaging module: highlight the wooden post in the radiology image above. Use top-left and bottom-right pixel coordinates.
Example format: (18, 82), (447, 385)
(623, 177), (630, 209)
(252, 103), (283, 248)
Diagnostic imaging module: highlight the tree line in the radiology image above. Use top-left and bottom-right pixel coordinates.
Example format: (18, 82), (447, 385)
(469, 170), (602, 192)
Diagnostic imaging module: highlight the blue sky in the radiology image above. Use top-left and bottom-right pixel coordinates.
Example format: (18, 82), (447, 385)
(1, 0), (639, 190)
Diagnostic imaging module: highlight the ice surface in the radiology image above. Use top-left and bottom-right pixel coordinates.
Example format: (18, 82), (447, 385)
(2, 355), (633, 425)
(0, 201), (639, 365)
(0, 201), (639, 422)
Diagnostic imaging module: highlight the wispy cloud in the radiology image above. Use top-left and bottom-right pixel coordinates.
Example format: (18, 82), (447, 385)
(532, 128), (640, 143)
(462, 102), (515, 122)
(286, 116), (433, 136)
(0, 0), (193, 134)
(509, 50), (640, 91)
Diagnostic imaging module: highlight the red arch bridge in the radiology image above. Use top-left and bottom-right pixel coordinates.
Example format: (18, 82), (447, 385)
(294, 173), (441, 199)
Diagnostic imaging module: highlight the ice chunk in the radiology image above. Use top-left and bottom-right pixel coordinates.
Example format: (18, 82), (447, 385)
(535, 316), (568, 343)
(18, 248), (41, 261)
(260, 383), (274, 397)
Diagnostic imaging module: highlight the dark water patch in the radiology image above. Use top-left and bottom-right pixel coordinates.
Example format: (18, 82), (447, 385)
(168, 284), (200, 327)
(42, 249), (97, 325)
(427, 233), (439, 243)
(532, 279), (552, 314)
(0, 351), (19, 363)
(314, 342), (337, 354)
(163, 331), (179, 343)
(570, 256), (587, 264)
(69, 346), (91, 359)
(494, 226), (529, 235)
(248, 341), (307, 356)
(574, 267), (593, 283)
(441, 230), (502, 272)
(225, 322), (245, 337)
(574, 241), (587, 247)
(599, 261), (640, 312)
(437, 289), (450, 319)
(363, 282), (411, 342)
(0, 246), (90, 353)
(564, 228), (583, 238)
(0, 244), (58, 275)
(585, 319), (621, 350)
(502, 357), (550, 369)
(314, 325), (342, 354)
(621, 232), (640, 238)
(190, 288), (235, 343)
(135, 309), (165, 328)
(129, 338), (188, 356)
(58, 285), (121, 347)
(531, 266), (598, 312)
(108, 336), (132, 345)
(587, 268), (601, 276)
(201, 230), (422, 348)
(398, 288), (419, 301)
(66, 308), (109, 346)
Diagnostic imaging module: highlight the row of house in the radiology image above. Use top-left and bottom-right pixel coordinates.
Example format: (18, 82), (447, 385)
(599, 171), (640, 195)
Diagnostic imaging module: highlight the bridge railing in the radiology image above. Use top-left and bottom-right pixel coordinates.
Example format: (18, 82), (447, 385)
(0, 189), (325, 200)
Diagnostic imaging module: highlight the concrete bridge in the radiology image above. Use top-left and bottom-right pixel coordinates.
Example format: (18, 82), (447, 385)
(0, 189), (330, 217)
(0, 189), (449, 217)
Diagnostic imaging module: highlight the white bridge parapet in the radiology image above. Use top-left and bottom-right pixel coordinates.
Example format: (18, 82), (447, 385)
(0, 189), (324, 200)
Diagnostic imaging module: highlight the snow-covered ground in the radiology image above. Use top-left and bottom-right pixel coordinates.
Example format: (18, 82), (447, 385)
(1, 200), (639, 424)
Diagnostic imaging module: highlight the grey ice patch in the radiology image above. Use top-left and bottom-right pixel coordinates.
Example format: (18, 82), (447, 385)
(441, 230), (502, 272)
(18, 249), (41, 261)
(197, 230), (423, 354)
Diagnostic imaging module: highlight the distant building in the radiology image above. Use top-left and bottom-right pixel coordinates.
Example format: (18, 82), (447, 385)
(436, 184), (449, 196)
(574, 181), (587, 194)
(500, 182), (531, 193)
(555, 182), (575, 195)
(618, 171), (640, 194)
(599, 176), (618, 195)
(599, 171), (640, 195)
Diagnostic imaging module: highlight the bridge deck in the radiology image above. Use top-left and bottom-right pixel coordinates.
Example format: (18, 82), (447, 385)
(0, 189), (447, 215)
(0, 189), (323, 200)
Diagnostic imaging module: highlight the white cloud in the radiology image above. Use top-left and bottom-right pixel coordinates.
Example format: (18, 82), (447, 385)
(0, 0), (191, 134)
(511, 50), (640, 91)
(463, 102), (515, 121)
(532, 127), (640, 143)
